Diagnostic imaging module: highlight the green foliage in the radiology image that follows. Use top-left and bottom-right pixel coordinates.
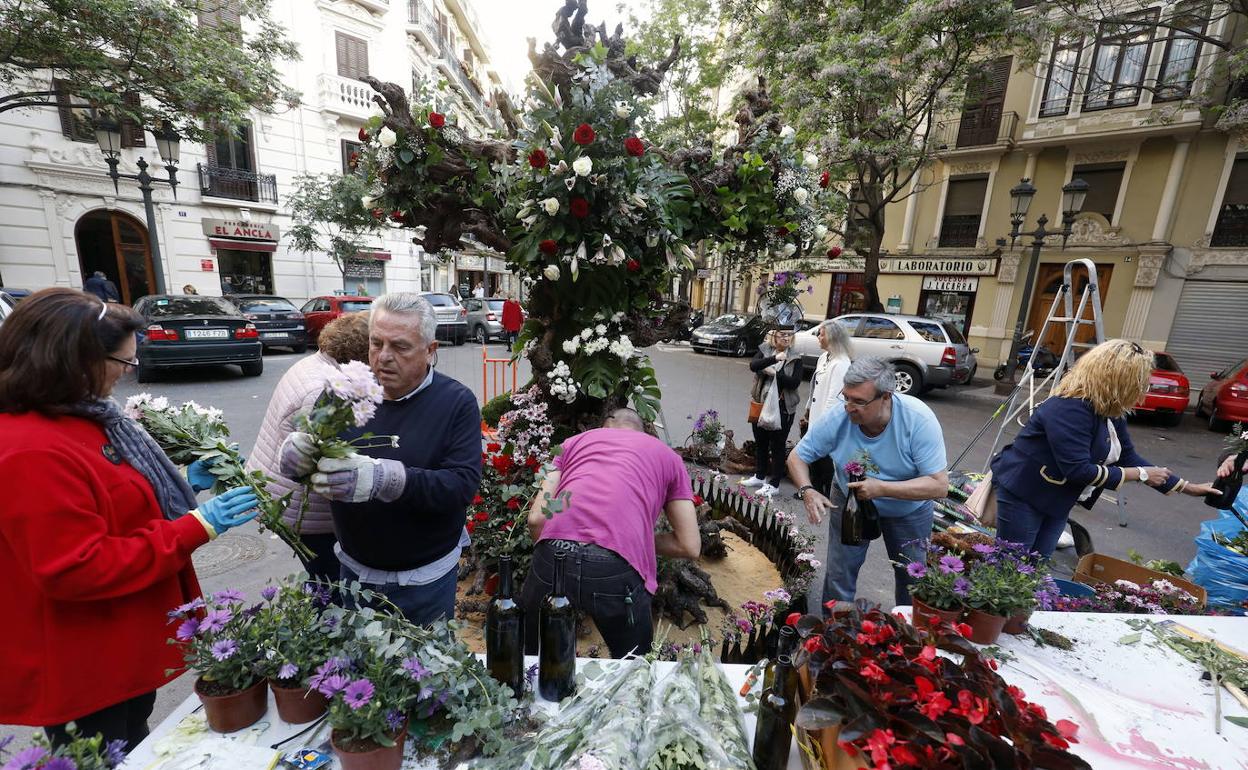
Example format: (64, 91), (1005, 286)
(0, 0), (300, 141)
(481, 392), (516, 428)
(288, 173), (387, 277)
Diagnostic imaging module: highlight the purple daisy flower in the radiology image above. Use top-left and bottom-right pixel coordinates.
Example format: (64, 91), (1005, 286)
(42, 758), (76, 770)
(278, 663), (299, 680)
(8, 747), (49, 769)
(953, 577), (971, 597)
(105, 739), (128, 765)
(213, 589), (245, 604)
(343, 679), (375, 710)
(906, 562), (927, 578)
(175, 618), (200, 641)
(385, 709), (405, 732)
(938, 555), (965, 574)
(260, 586), (278, 601)
(972, 543), (996, 555)
(198, 609), (232, 634)
(167, 597), (205, 619)
(210, 639), (238, 661)
(316, 674), (349, 698)
(1017, 563), (1036, 575)
(402, 656), (429, 681)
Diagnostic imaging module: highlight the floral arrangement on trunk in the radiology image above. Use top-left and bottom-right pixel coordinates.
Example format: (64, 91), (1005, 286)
(124, 394), (312, 561)
(796, 604), (1089, 770)
(167, 590), (264, 694)
(1054, 578), (1213, 615)
(0, 730), (126, 770)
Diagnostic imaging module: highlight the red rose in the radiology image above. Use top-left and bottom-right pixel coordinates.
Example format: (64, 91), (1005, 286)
(503, 521), (514, 530)
(819, 171), (830, 188)
(358, 126), (368, 142)
(429, 111), (446, 128)
(539, 239), (558, 255)
(506, 497), (520, 510)
(776, 226), (790, 237)
(528, 149), (548, 168)
(624, 137), (645, 157)
(569, 197), (589, 218)
(572, 123), (596, 145)
(390, 210), (404, 222)
(827, 246), (843, 258)
(625, 258), (640, 272)
(785, 612), (801, 627)
(466, 520), (476, 534)
(486, 442), (502, 453)
(692, 494), (705, 506)
(474, 511), (489, 522)
(472, 494), (484, 505)
(371, 208), (385, 219)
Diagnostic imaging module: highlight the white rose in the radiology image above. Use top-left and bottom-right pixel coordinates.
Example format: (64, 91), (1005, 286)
(781, 243), (797, 257)
(614, 101), (631, 118)
(543, 264), (560, 281)
(361, 195), (376, 209)
(542, 197), (560, 215)
(793, 187), (809, 205)
(572, 156), (593, 177)
(779, 125), (796, 140)
(814, 224), (828, 239)
(803, 151), (819, 169)
(377, 127), (398, 148)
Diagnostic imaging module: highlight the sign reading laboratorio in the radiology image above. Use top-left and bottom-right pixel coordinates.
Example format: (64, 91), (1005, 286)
(879, 257), (997, 276)
(200, 218), (280, 242)
(922, 276), (980, 293)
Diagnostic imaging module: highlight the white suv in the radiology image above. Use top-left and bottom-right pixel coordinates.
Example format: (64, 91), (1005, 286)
(793, 313), (978, 395)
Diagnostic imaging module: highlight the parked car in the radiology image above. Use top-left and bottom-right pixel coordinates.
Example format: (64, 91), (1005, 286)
(690, 314), (767, 357)
(1195, 357), (1248, 431)
(0, 291), (14, 328)
(300, 295), (374, 346)
(0, 288), (31, 301)
(226, 294), (307, 353)
(420, 292), (468, 345)
(1133, 352), (1190, 426)
(792, 313), (978, 395)
(132, 295), (262, 383)
(464, 297), (508, 343)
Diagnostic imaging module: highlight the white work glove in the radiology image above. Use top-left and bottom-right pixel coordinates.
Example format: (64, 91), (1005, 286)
(278, 432), (318, 478)
(312, 454), (406, 503)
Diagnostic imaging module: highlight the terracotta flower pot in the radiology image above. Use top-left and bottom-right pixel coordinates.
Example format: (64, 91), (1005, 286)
(1003, 608), (1034, 635)
(194, 677), (267, 733)
(269, 680), (328, 724)
(911, 596), (963, 630)
(332, 725), (408, 770)
(964, 608), (1008, 644)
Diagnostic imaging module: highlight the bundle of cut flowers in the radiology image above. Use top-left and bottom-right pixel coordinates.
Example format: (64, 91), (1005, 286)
(296, 360), (390, 457)
(0, 729), (125, 770)
(125, 394), (313, 561)
(796, 603), (1089, 769)
(1054, 578), (1215, 615)
(167, 589), (266, 694)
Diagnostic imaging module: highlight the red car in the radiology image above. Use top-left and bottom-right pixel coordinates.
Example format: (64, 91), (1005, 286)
(299, 295), (374, 345)
(1133, 352), (1190, 426)
(1196, 357), (1248, 431)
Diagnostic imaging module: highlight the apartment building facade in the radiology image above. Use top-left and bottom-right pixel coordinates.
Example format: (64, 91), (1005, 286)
(0, 0), (510, 306)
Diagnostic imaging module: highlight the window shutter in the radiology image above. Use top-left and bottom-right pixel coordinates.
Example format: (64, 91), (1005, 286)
(120, 91), (145, 148)
(336, 33), (368, 80)
(944, 176), (989, 216)
(1221, 157), (1248, 206)
(54, 80), (77, 139)
(1072, 163), (1125, 220)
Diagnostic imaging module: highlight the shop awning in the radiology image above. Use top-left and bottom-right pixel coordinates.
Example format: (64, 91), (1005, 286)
(355, 251), (392, 261)
(209, 238), (277, 253)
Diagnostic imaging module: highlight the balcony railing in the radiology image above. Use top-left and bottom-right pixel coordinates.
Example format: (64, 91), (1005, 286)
(440, 38), (488, 117)
(406, 0), (440, 50)
(198, 164), (278, 205)
(934, 110), (1019, 150)
(318, 73), (374, 119)
(937, 214), (981, 248)
(1211, 204), (1248, 247)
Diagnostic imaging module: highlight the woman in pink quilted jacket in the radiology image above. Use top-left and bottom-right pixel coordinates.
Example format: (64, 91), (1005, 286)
(247, 312), (371, 581)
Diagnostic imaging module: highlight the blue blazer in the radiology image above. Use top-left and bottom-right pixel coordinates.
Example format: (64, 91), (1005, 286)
(991, 397), (1182, 512)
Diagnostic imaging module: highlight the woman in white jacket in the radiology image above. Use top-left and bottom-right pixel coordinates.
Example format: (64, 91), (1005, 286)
(800, 320), (853, 495)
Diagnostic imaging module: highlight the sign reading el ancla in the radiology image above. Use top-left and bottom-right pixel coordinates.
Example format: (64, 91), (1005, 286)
(201, 218), (280, 241)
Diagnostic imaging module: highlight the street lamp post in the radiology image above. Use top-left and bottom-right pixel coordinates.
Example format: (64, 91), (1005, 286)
(94, 118), (181, 296)
(995, 176), (1090, 394)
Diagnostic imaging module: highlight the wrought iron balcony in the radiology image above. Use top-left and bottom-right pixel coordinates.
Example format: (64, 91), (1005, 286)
(406, 0), (440, 50)
(1211, 204), (1248, 247)
(934, 110), (1019, 151)
(937, 214), (981, 248)
(198, 164), (278, 205)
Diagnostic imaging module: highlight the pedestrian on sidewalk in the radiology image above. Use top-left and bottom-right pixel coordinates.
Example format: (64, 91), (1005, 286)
(247, 312), (371, 585)
(83, 270), (120, 302)
(800, 320), (854, 496)
(741, 328), (803, 497)
(279, 293), (481, 626)
(0, 289), (259, 751)
(501, 293), (524, 350)
(990, 339), (1214, 557)
(522, 408), (701, 657)
(787, 357), (949, 610)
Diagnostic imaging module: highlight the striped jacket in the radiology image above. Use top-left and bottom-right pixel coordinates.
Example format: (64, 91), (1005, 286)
(991, 396), (1183, 512)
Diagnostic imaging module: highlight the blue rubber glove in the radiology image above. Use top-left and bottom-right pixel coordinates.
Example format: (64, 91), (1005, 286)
(198, 487), (260, 534)
(187, 458), (217, 492)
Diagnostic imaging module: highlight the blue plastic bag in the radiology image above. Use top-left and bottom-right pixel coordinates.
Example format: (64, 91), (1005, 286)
(1187, 487), (1248, 610)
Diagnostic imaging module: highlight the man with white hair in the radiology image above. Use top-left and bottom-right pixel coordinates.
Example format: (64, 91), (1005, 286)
(787, 357), (948, 610)
(280, 292), (481, 624)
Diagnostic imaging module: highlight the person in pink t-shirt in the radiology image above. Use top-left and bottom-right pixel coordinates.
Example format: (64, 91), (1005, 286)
(521, 408), (701, 657)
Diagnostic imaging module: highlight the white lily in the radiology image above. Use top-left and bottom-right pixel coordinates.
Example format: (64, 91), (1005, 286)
(564, 177), (576, 191)
(552, 160), (568, 176)
(614, 101), (631, 118)
(610, 244), (627, 265)
(575, 241), (587, 265)
(543, 264), (560, 281)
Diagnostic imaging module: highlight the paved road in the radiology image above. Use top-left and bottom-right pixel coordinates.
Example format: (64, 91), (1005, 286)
(2, 340), (1227, 740)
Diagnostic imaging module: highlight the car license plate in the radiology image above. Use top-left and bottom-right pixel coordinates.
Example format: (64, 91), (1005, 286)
(261, 332), (286, 338)
(185, 329), (228, 339)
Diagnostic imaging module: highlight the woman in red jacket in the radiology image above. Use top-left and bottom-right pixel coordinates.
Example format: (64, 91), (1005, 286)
(0, 289), (260, 751)
(501, 293), (524, 351)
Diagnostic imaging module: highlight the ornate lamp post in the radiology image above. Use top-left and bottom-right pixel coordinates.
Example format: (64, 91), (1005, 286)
(995, 176), (1090, 392)
(94, 117), (181, 295)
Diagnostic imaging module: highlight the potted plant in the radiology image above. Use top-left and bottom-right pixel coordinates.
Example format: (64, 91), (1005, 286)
(168, 590), (266, 733)
(687, 408), (726, 460)
(251, 581), (338, 724)
(0, 725), (127, 770)
(903, 542), (967, 629)
(962, 544), (1047, 644)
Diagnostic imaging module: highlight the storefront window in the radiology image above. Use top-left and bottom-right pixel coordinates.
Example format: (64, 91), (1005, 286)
(217, 249), (273, 295)
(345, 258), (385, 297)
(826, 272), (866, 317)
(919, 286), (977, 340)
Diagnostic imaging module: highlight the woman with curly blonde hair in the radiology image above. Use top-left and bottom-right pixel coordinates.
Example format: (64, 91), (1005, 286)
(990, 339), (1214, 556)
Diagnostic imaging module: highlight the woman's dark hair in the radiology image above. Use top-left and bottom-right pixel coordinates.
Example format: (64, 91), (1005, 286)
(0, 288), (143, 414)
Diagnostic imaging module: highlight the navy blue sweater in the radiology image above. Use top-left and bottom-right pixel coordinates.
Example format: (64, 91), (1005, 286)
(332, 371), (482, 570)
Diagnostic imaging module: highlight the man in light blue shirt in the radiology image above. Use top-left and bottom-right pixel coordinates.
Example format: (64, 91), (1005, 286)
(787, 357), (948, 610)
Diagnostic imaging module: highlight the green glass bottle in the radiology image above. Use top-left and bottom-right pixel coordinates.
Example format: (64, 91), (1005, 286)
(752, 654), (797, 770)
(486, 555), (525, 697)
(763, 625), (798, 692)
(538, 551), (576, 701)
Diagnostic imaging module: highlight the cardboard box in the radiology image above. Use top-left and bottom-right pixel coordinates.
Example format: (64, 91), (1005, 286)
(1073, 553), (1207, 607)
